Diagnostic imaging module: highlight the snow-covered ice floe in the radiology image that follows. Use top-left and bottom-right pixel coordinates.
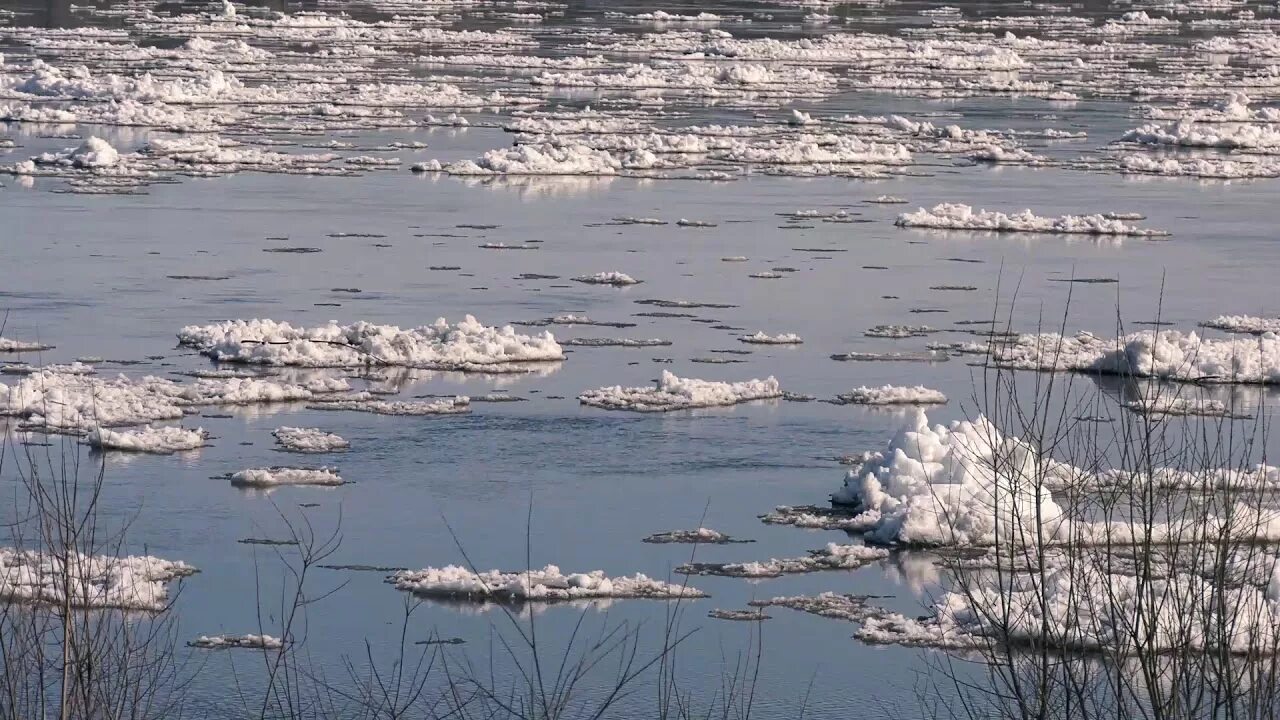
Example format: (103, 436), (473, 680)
(677, 544), (889, 578)
(832, 385), (948, 405)
(578, 371), (782, 412)
(228, 466), (345, 488)
(189, 634), (283, 650)
(85, 425), (208, 453)
(739, 332), (804, 345)
(177, 317), (563, 370)
(815, 560), (1280, 654)
(0, 337), (54, 352)
(1201, 315), (1280, 336)
(0, 548), (195, 611)
(760, 505), (879, 532)
(980, 329), (1280, 384)
(572, 271), (641, 286)
(272, 426), (349, 452)
(0, 369), (352, 432)
(388, 564), (705, 601)
(895, 203), (1169, 237)
(642, 528), (753, 544)
(308, 397), (470, 415)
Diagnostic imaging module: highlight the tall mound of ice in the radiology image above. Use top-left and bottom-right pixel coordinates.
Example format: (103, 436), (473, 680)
(831, 411), (1072, 546)
(177, 317), (564, 370)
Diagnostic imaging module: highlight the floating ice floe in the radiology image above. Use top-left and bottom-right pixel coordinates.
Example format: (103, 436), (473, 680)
(308, 397), (470, 415)
(389, 564), (706, 601)
(832, 385), (948, 405)
(416, 144), (633, 176)
(981, 329), (1280, 384)
(1115, 154), (1280, 179)
(642, 528), (752, 544)
(85, 425), (208, 453)
(739, 332), (804, 345)
(709, 609), (770, 621)
(1201, 315), (1280, 335)
(676, 544), (889, 578)
(849, 562), (1280, 654)
(189, 634), (284, 650)
(228, 466), (345, 488)
(0, 369), (351, 432)
(827, 410), (1280, 548)
(0, 337), (54, 352)
(865, 324), (936, 338)
(895, 203), (1170, 237)
(34, 136), (119, 168)
(572, 271), (641, 286)
(272, 426), (349, 452)
(760, 505), (879, 532)
(177, 316), (563, 370)
(0, 548), (195, 611)
(578, 371), (782, 412)
(1120, 394), (1245, 418)
(561, 338), (671, 347)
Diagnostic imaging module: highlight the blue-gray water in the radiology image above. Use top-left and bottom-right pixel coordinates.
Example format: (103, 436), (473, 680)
(3, 1), (1280, 717)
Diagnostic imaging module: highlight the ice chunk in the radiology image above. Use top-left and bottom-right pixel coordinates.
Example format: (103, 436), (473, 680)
(1202, 315), (1280, 335)
(177, 317), (563, 370)
(389, 564), (705, 601)
(642, 528), (752, 544)
(228, 466), (344, 487)
(832, 385), (948, 405)
(0, 338), (54, 352)
(830, 410), (1072, 546)
(984, 330), (1280, 384)
(85, 425), (207, 453)
(0, 548), (195, 611)
(272, 426), (349, 452)
(189, 634), (283, 650)
(677, 544), (889, 578)
(896, 203), (1169, 237)
(739, 332), (803, 345)
(578, 371), (782, 412)
(572, 271), (640, 286)
(308, 397), (470, 415)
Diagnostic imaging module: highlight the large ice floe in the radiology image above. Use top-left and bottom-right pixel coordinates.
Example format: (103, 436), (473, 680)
(388, 564), (706, 601)
(1202, 315), (1280, 335)
(578, 371), (782, 412)
(177, 317), (563, 370)
(976, 329), (1280, 384)
(85, 425), (208, 453)
(0, 548), (195, 611)
(895, 203), (1170, 237)
(0, 369), (351, 432)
